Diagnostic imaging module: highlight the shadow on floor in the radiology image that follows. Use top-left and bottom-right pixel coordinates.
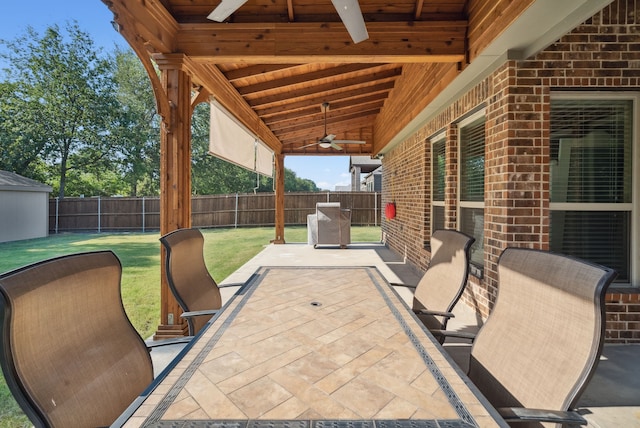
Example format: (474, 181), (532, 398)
(374, 244), (640, 427)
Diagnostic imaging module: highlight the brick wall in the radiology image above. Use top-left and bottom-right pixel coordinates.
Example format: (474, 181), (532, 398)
(607, 292), (640, 342)
(382, 0), (640, 342)
(382, 134), (430, 270)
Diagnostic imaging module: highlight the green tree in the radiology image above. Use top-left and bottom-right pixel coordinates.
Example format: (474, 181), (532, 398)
(284, 169), (320, 192)
(110, 48), (160, 196)
(0, 22), (120, 198)
(0, 81), (48, 179)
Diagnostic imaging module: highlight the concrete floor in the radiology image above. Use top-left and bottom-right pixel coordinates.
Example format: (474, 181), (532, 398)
(151, 242), (640, 427)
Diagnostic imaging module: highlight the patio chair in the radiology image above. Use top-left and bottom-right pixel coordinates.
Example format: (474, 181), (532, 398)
(466, 247), (617, 426)
(392, 229), (475, 343)
(0, 250), (188, 428)
(160, 228), (243, 336)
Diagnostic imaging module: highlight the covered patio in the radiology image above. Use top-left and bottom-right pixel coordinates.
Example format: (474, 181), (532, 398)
(100, 0), (624, 339)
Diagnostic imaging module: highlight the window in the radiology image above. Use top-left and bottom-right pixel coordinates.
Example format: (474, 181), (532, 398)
(431, 134), (446, 233)
(458, 112), (485, 267)
(550, 95), (635, 284)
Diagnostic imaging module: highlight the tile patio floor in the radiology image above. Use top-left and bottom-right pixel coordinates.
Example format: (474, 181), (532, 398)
(151, 241), (640, 428)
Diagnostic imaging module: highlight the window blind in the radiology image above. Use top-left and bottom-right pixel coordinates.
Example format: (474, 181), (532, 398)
(550, 99), (631, 204)
(460, 118), (485, 202)
(209, 99), (273, 177)
(432, 139), (445, 202)
(459, 116), (485, 267)
(549, 98), (633, 282)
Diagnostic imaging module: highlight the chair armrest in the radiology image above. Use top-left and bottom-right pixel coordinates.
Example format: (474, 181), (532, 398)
(181, 309), (218, 319)
(498, 407), (587, 425)
(218, 282), (244, 288)
(145, 336), (193, 349)
(390, 282), (417, 289)
(413, 309), (455, 318)
(433, 330), (477, 341)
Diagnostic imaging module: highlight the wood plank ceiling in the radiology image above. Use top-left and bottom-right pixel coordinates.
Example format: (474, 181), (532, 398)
(103, 0), (535, 156)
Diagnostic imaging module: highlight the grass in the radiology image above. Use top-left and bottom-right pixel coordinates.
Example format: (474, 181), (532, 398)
(0, 226), (381, 427)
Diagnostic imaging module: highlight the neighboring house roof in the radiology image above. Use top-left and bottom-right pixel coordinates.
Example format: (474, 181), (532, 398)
(349, 156), (382, 173)
(363, 166), (383, 179)
(0, 170), (52, 192)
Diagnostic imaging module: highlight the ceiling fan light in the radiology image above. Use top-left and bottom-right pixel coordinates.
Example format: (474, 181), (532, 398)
(318, 142), (332, 149)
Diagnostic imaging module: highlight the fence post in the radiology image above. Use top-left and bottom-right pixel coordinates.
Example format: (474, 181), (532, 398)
(55, 197), (59, 234)
(374, 192), (378, 227)
(97, 196), (101, 233)
(234, 193), (239, 228)
(142, 196), (146, 233)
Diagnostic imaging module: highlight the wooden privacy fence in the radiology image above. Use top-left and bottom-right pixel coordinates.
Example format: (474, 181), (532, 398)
(49, 192), (382, 233)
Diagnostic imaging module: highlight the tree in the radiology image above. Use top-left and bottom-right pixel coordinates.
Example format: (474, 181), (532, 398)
(110, 48), (160, 196)
(0, 81), (47, 179)
(284, 169), (320, 192)
(0, 24), (320, 197)
(0, 22), (120, 198)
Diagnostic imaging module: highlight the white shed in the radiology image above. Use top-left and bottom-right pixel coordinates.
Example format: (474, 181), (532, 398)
(0, 171), (52, 243)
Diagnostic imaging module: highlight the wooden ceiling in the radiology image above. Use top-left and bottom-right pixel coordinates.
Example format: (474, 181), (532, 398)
(101, 0), (603, 157)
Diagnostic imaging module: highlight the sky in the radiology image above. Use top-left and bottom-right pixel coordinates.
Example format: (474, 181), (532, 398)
(0, 1), (353, 191)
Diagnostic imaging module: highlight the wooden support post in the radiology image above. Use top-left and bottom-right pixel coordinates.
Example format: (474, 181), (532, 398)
(273, 153), (286, 244)
(154, 55), (193, 338)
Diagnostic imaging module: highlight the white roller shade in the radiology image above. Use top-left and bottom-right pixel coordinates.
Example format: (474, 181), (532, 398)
(256, 141), (273, 177)
(209, 99), (273, 177)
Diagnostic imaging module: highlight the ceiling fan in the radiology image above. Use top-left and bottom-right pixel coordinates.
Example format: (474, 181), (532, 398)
(207, 0), (369, 44)
(300, 102), (366, 151)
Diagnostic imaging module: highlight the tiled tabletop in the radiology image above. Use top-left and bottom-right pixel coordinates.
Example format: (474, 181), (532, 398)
(116, 266), (506, 428)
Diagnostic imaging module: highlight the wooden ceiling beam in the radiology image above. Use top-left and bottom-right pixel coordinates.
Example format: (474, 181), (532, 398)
(270, 103), (383, 135)
(280, 121), (376, 148)
(373, 62), (459, 153)
(255, 81), (396, 118)
(275, 109), (380, 141)
(236, 64), (386, 96)
(264, 93), (388, 126)
(177, 59), (282, 154)
(223, 64), (302, 82)
(247, 67), (402, 109)
(284, 144), (372, 156)
(178, 21), (467, 64)
(103, 0), (178, 53)
(267, 98), (386, 130)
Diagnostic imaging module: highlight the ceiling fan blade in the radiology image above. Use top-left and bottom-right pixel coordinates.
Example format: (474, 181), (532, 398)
(207, 0), (248, 22)
(330, 142), (344, 150)
(332, 139), (366, 145)
(321, 134), (336, 143)
(299, 142), (320, 149)
(331, 0), (369, 44)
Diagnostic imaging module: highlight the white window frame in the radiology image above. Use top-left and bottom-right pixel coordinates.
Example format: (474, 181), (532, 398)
(457, 109), (486, 268)
(431, 131), (446, 234)
(550, 92), (638, 287)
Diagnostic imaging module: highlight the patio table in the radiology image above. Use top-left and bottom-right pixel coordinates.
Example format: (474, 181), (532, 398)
(113, 266), (507, 428)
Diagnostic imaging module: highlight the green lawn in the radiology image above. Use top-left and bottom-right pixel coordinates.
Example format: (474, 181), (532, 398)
(0, 226), (381, 427)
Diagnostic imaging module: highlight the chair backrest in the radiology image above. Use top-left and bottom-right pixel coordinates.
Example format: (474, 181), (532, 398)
(412, 229), (475, 331)
(468, 247), (617, 418)
(0, 251), (153, 428)
(160, 228), (222, 335)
